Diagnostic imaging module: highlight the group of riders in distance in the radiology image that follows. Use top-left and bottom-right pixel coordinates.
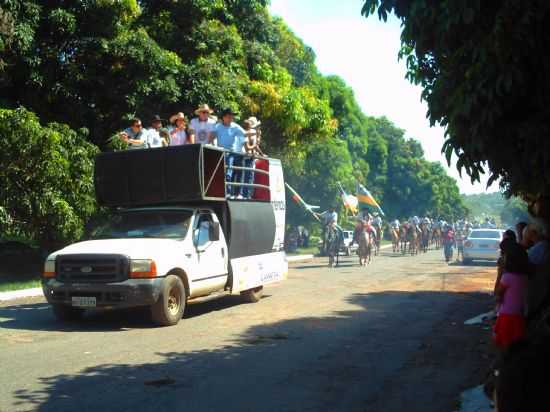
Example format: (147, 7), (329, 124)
(319, 209), (473, 268)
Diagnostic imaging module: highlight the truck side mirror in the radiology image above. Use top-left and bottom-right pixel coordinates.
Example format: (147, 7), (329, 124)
(209, 222), (220, 241)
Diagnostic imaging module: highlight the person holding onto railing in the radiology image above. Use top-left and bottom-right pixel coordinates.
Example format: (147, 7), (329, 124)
(243, 117), (265, 156)
(119, 118), (147, 149)
(214, 108), (247, 198)
(241, 117), (265, 199)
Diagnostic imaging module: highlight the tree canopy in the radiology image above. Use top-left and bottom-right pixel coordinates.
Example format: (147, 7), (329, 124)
(362, 0), (550, 201)
(0, 0), (469, 245)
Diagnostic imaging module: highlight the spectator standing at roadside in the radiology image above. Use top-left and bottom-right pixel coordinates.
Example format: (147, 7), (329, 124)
(494, 242), (529, 349)
(215, 108), (247, 197)
(169, 112), (193, 146)
(189, 104), (216, 145)
(526, 223), (550, 266)
(146, 115), (168, 148)
(516, 221), (528, 244)
(119, 118), (147, 149)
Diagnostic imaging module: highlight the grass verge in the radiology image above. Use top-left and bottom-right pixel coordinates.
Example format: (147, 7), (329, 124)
(0, 278), (41, 292)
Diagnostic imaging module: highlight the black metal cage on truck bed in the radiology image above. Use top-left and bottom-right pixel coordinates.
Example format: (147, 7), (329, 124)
(94, 144), (272, 207)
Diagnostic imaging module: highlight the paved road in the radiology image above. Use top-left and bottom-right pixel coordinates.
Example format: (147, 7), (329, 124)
(0, 250), (496, 412)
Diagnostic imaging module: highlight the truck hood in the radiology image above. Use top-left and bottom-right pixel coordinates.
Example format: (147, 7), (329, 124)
(51, 238), (184, 260)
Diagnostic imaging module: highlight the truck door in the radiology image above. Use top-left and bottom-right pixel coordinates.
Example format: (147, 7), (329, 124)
(191, 212), (228, 293)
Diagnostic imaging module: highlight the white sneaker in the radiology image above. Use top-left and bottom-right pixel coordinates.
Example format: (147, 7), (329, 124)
(236, 195), (244, 200)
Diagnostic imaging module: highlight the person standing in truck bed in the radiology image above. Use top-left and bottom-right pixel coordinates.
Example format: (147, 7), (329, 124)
(169, 112), (193, 146)
(214, 108), (246, 198)
(189, 104), (216, 145)
(119, 118), (147, 149)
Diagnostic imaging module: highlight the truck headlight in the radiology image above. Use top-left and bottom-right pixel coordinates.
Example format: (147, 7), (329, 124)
(43, 259), (56, 278)
(130, 259), (157, 278)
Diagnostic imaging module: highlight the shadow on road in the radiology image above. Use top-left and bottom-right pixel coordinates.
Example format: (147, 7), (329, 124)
(9, 290), (493, 412)
(0, 295), (257, 332)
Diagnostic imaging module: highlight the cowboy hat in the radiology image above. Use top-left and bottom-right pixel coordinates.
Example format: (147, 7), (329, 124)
(169, 112), (187, 124)
(151, 114), (163, 123)
(220, 107), (238, 118)
(245, 116), (261, 128)
(194, 104), (214, 115)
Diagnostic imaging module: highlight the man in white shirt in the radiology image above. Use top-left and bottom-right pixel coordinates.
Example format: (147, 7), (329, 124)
(146, 115), (167, 148)
(189, 104), (216, 145)
(318, 207), (338, 227)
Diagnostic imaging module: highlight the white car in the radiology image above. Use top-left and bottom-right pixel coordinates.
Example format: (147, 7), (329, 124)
(340, 230), (359, 256)
(463, 229), (504, 263)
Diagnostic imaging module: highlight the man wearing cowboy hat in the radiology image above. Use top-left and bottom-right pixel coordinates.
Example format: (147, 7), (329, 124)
(146, 115), (168, 148)
(169, 112), (192, 146)
(215, 108), (247, 197)
(189, 104), (216, 145)
(243, 116), (265, 156)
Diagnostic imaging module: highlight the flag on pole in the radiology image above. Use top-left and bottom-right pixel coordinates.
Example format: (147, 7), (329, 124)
(337, 182), (358, 215)
(285, 183), (321, 222)
(356, 182), (385, 216)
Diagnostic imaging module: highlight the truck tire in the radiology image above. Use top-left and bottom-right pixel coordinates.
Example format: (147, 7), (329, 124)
(151, 275), (186, 326)
(240, 286), (263, 303)
(52, 304), (85, 322)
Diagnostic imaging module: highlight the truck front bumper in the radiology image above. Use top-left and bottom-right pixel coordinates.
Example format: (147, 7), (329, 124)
(42, 278), (165, 308)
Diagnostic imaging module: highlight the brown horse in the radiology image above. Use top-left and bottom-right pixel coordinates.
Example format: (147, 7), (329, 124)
(391, 227), (400, 253)
(400, 224), (409, 254)
(358, 229), (372, 266)
(431, 227), (441, 249)
(407, 224), (419, 255)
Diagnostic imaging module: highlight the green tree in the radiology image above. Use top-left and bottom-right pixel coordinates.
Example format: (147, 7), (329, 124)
(0, 0), (183, 145)
(0, 108), (98, 250)
(501, 197), (530, 226)
(362, 1), (550, 199)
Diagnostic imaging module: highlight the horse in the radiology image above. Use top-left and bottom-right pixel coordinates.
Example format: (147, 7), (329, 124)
(373, 224), (383, 256)
(391, 227), (400, 253)
(354, 222), (373, 266)
(407, 224), (419, 255)
(420, 223), (430, 253)
(431, 227), (441, 249)
(325, 224), (343, 267)
(400, 225), (409, 254)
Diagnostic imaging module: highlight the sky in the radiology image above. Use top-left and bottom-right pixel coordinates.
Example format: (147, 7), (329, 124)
(269, 0), (498, 195)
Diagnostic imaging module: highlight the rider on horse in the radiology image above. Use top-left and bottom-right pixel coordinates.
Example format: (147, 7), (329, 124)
(317, 206), (340, 255)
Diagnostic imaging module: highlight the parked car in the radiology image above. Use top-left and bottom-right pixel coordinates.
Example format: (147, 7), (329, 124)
(463, 229), (504, 264)
(340, 230), (358, 256)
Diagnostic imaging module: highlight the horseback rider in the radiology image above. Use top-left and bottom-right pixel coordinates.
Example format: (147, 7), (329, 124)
(317, 206), (338, 253)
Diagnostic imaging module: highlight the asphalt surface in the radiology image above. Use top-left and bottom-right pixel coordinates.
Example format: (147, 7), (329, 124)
(0, 249), (496, 412)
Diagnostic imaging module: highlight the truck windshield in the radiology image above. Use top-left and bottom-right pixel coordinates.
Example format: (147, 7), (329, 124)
(86, 210), (193, 240)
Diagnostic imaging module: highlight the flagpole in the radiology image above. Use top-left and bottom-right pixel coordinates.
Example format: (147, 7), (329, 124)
(285, 183), (321, 222)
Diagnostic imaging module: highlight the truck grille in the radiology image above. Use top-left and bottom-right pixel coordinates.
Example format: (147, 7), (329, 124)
(56, 254), (129, 283)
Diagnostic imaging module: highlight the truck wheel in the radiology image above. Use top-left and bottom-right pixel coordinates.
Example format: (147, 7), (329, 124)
(240, 286), (263, 303)
(52, 304), (85, 322)
(151, 275), (186, 326)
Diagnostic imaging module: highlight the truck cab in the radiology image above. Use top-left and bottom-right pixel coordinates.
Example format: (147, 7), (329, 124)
(42, 145), (287, 326)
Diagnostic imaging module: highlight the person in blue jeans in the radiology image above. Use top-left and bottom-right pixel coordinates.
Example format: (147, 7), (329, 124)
(214, 108), (246, 197)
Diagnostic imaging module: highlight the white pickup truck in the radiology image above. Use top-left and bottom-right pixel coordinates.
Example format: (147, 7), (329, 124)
(42, 145), (287, 326)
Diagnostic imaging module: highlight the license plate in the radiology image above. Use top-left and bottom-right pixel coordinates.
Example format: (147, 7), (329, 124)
(72, 296), (96, 308)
